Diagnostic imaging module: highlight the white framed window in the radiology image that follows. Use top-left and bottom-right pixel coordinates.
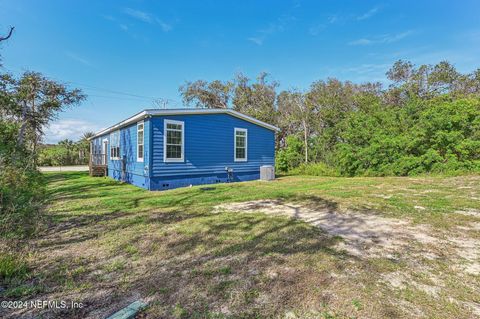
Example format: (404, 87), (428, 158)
(234, 128), (247, 162)
(137, 121), (144, 162)
(164, 119), (184, 162)
(110, 130), (120, 160)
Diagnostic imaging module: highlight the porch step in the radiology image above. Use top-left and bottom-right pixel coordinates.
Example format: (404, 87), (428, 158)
(90, 165), (107, 177)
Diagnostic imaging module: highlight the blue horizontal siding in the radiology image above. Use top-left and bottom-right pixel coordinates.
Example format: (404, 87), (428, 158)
(150, 114), (275, 178)
(91, 119), (151, 189)
(92, 113), (275, 191)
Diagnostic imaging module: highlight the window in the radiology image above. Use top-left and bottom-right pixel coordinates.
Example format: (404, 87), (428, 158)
(234, 128), (247, 161)
(137, 121), (144, 162)
(110, 130), (120, 160)
(164, 120), (184, 162)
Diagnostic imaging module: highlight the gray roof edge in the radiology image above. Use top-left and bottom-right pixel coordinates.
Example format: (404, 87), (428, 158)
(88, 108), (279, 140)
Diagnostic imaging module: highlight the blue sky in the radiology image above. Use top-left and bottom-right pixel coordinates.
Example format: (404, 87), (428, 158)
(1, 0), (479, 143)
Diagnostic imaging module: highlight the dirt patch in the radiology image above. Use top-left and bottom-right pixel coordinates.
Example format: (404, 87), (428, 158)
(216, 200), (436, 259)
(216, 199), (480, 274)
(455, 209), (480, 218)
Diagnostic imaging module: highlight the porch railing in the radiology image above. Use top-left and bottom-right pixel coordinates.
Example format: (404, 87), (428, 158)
(90, 153), (107, 166)
(89, 153), (108, 176)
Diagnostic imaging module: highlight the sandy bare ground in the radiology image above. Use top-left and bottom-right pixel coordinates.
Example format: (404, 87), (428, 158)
(216, 200), (480, 276)
(217, 199), (480, 316)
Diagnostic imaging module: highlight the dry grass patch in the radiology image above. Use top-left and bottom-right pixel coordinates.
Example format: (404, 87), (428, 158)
(1, 172), (479, 318)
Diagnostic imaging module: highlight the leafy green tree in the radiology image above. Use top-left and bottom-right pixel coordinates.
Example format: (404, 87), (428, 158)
(275, 135), (304, 172)
(78, 131), (95, 164)
(277, 89), (313, 163)
(334, 97), (480, 176)
(1, 32), (85, 237)
(179, 60), (480, 177)
(232, 72), (278, 125)
(415, 97), (480, 172)
(0, 71), (86, 156)
(179, 73), (278, 125)
(386, 60), (480, 104)
(179, 79), (233, 109)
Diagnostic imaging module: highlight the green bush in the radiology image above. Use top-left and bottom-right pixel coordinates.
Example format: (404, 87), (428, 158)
(0, 253), (29, 280)
(289, 162), (339, 176)
(332, 97), (480, 176)
(275, 135), (304, 172)
(38, 141), (87, 166)
(0, 121), (45, 239)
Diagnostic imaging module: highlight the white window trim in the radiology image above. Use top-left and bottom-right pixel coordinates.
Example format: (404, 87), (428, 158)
(110, 130), (120, 160)
(137, 121), (144, 162)
(234, 128), (248, 162)
(102, 139), (108, 165)
(164, 119), (185, 163)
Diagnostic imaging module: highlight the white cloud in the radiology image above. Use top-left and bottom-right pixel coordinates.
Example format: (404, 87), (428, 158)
(349, 31), (414, 45)
(357, 6), (380, 20)
(327, 15), (339, 24)
(248, 15), (295, 45)
(123, 7), (172, 32)
(124, 8), (152, 23)
(44, 119), (102, 144)
(384, 31), (413, 42)
(155, 18), (172, 32)
(101, 14), (115, 21)
(65, 51), (91, 66)
(348, 38), (373, 46)
(309, 12), (348, 37)
(247, 37), (264, 45)
(309, 24), (325, 36)
(309, 6), (381, 36)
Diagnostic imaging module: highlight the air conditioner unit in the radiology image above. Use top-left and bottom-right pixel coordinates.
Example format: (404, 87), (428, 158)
(260, 165), (275, 181)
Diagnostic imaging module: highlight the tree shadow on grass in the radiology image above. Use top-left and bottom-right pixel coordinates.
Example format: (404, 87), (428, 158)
(42, 171), (86, 183)
(108, 196), (352, 318)
(28, 191), (351, 318)
(26, 173), (381, 318)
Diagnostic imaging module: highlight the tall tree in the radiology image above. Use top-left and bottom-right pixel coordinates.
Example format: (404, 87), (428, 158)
(233, 72), (278, 125)
(0, 71), (86, 155)
(58, 139), (76, 165)
(178, 73), (279, 125)
(385, 60), (480, 103)
(78, 131), (95, 163)
(277, 89), (312, 163)
(179, 79), (233, 108)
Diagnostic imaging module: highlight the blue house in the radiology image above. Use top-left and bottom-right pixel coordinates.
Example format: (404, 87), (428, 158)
(88, 109), (278, 190)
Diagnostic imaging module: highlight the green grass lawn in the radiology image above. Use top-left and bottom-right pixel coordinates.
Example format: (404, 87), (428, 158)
(1, 172), (479, 318)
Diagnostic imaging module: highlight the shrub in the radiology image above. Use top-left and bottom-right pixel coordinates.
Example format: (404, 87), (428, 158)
(0, 253), (29, 280)
(332, 97), (480, 176)
(275, 135), (304, 172)
(289, 162), (339, 176)
(0, 121), (45, 239)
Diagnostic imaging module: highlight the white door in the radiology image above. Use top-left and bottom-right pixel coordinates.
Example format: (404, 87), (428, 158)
(102, 140), (108, 165)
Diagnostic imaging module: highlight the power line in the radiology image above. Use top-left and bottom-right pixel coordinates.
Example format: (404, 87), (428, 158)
(65, 81), (162, 100)
(86, 94), (157, 102)
(0, 65), (182, 106)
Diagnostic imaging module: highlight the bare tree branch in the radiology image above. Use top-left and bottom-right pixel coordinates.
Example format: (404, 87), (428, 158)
(0, 26), (14, 42)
